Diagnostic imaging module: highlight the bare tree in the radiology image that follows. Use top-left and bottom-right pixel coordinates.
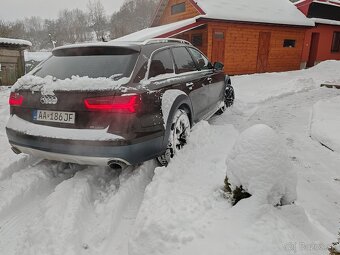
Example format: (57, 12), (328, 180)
(87, 0), (107, 40)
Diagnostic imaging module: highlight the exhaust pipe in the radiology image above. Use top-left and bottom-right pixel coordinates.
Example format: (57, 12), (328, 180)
(108, 159), (128, 171)
(11, 146), (22, 155)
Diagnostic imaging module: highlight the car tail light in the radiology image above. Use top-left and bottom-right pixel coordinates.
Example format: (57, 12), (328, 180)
(9, 92), (24, 106)
(84, 94), (140, 113)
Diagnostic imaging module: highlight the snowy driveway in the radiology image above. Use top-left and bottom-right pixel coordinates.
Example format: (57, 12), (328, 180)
(0, 61), (339, 255)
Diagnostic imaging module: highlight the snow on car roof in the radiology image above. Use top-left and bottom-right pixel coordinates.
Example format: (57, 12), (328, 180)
(0, 37), (32, 47)
(53, 41), (141, 53)
(195, 0), (314, 26)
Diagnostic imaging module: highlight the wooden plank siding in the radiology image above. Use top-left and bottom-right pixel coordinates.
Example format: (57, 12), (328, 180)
(157, 0), (200, 26)
(175, 26), (208, 54)
(177, 22), (306, 75)
(154, 0), (308, 75)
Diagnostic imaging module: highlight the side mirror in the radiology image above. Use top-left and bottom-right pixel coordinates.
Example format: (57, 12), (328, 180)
(213, 62), (224, 71)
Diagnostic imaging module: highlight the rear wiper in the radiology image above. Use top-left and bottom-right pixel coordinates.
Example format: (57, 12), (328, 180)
(110, 74), (125, 81)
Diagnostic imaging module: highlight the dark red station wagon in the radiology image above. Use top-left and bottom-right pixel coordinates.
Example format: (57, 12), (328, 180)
(6, 39), (234, 169)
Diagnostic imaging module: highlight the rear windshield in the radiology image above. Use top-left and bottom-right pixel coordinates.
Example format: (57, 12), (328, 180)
(33, 48), (138, 80)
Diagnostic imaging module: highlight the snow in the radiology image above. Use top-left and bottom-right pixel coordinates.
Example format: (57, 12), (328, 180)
(116, 0), (314, 42)
(310, 96), (340, 153)
(6, 115), (124, 141)
(311, 18), (340, 26)
(196, 0), (314, 26)
(0, 37), (32, 47)
(114, 17), (200, 42)
(232, 60), (340, 104)
(24, 51), (52, 62)
(226, 124), (297, 205)
(12, 74), (130, 93)
(161, 89), (186, 126)
(0, 60), (340, 255)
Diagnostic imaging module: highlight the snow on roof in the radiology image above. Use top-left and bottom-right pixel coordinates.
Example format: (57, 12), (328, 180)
(313, 0), (340, 7)
(24, 51), (52, 62)
(114, 17), (200, 41)
(194, 0), (314, 26)
(311, 17), (340, 25)
(0, 37), (32, 47)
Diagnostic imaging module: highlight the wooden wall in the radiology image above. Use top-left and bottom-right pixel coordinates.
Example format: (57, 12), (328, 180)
(157, 0), (200, 26)
(0, 47), (25, 85)
(205, 22), (306, 75)
(175, 26), (208, 54)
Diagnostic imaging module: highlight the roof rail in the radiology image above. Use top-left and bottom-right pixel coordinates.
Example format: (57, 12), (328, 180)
(142, 38), (192, 45)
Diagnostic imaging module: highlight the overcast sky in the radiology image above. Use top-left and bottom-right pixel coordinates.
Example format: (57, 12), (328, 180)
(0, 0), (126, 21)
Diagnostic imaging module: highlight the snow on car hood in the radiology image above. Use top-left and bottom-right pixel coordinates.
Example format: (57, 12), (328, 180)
(11, 74), (130, 93)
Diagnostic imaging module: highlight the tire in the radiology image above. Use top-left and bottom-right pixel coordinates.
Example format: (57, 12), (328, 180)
(216, 85), (235, 115)
(157, 109), (191, 166)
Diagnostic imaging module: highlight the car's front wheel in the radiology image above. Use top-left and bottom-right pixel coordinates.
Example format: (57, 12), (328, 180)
(216, 85), (235, 115)
(157, 109), (191, 166)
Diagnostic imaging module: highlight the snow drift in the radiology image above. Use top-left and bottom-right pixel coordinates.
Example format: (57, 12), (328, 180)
(226, 124), (297, 205)
(310, 95), (340, 153)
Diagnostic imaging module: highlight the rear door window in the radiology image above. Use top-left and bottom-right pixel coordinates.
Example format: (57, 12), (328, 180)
(188, 48), (212, 70)
(171, 47), (198, 74)
(148, 49), (174, 79)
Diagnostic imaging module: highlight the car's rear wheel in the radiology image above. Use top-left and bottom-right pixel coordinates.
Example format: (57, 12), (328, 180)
(216, 85), (235, 115)
(157, 109), (191, 166)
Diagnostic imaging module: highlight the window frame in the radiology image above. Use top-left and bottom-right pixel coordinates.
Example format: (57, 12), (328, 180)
(187, 46), (213, 71)
(171, 46), (199, 74)
(146, 47), (176, 80)
(283, 39), (296, 48)
(171, 2), (186, 15)
(331, 31), (340, 53)
(191, 33), (203, 47)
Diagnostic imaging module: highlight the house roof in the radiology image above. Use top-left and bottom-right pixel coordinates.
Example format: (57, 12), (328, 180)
(114, 17), (204, 42)
(0, 37), (32, 47)
(153, 0), (314, 27)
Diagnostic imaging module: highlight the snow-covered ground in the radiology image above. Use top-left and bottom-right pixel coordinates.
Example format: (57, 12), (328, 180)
(0, 61), (339, 255)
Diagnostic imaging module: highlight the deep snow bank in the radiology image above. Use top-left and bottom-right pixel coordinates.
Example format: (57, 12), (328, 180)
(128, 121), (239, 255)
(310, 96), (340, 153)
(233, 60), (340, 104)
(226, 124), (297, 205)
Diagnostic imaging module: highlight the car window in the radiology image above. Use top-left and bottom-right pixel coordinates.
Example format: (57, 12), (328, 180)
(34, 53), (138, 80)
(171, 47), (198, 74)
(188, 48), (212, 70)
(148, 49), (174, 79)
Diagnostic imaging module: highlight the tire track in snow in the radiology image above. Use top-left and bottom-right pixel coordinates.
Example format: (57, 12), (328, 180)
(16, 167), (102, 255)
(1, 162), (155, 255)
(84, 161), (156, 254)
(0, 161), (77, 220)
(0, 162), (83, 254)
(0, 155), (43, 181)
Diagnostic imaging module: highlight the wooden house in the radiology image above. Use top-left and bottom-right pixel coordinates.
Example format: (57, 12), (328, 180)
(295, 0), (340, 68)
(117, 0), (314, 75)
(0, 37), (31, 86)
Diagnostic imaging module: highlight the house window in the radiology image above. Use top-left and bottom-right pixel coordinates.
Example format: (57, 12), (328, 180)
(171, 3), (186, 15)
(331, 32), (340, 52)
(214, 32), (224, 39)
(283, 39), (296, 48)
(192, 34), (203, 47)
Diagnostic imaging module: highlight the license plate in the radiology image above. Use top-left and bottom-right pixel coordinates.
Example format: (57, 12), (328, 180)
(33, 110), (75, 124)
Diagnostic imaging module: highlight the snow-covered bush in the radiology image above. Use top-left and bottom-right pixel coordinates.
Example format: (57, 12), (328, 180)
(225, 124), (297, 206)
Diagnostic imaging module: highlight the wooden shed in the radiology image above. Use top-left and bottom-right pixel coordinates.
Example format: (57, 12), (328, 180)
(295, 0), (340, 68)
(117, 0), (314, 75)
(0, 37), (31, 86)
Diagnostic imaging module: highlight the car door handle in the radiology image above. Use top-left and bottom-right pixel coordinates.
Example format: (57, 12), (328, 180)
(186, 82), (194, 90)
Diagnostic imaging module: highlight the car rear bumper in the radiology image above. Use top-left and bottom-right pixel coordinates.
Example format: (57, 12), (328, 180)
(6, 127), (164, 166)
